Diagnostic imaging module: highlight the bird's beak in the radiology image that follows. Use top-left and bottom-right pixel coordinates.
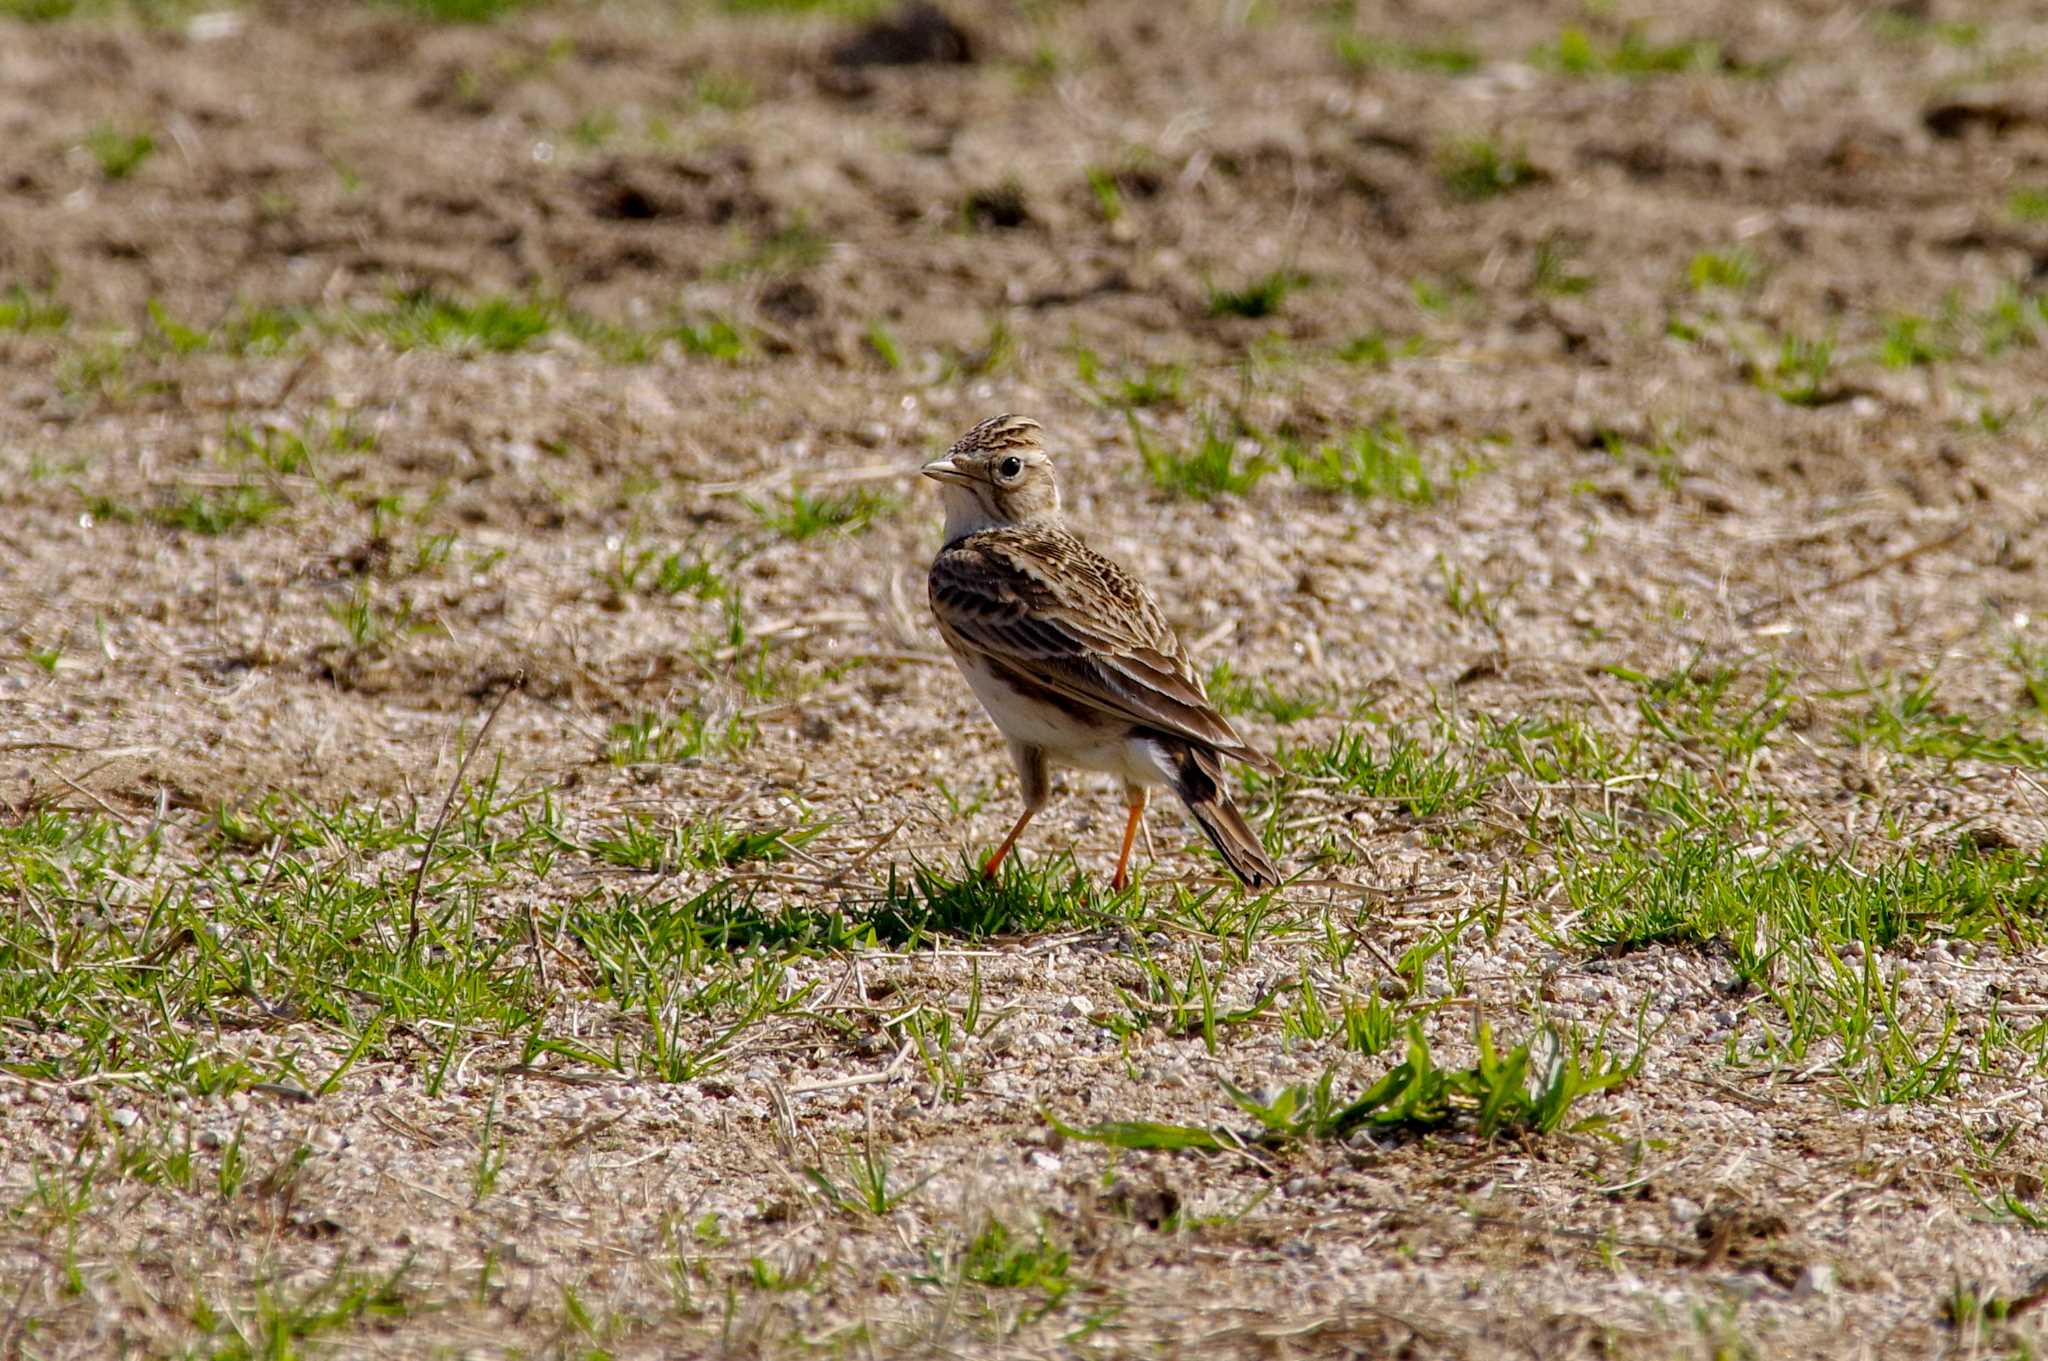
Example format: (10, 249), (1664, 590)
(920, 456), (973, 486)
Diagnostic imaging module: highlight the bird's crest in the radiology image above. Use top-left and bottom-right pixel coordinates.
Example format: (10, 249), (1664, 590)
(950, 413), (1043, 458)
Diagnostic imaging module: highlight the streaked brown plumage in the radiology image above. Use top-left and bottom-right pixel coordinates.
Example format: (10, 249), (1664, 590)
(922, 414), (1281, 890)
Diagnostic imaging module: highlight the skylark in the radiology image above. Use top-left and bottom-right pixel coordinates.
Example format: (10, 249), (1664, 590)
(923, 414), (1282, 890)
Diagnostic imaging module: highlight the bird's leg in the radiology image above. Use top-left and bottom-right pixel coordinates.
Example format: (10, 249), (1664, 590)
(983, 742), (1050, 881)
(1111, 787), (1149, 891)
(981, 806), (1037, 880)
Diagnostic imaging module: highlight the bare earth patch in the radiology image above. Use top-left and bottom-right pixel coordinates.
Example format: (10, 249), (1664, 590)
(4, 1), (2048, 1357)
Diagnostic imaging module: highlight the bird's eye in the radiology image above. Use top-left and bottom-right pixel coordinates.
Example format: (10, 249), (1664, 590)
(998, 456), (1023, 480)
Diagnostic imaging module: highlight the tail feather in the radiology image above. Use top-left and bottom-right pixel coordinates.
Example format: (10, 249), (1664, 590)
(1171, 745), (1281, 889)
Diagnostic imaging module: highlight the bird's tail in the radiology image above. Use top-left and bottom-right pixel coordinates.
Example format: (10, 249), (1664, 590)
(1170, 744), (1281, 889)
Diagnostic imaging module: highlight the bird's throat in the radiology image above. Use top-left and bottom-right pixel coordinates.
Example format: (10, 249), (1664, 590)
(939, 486), (1007, 544)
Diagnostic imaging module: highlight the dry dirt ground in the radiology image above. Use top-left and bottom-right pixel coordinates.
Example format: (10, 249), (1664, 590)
(5, 0), (2048, 1357)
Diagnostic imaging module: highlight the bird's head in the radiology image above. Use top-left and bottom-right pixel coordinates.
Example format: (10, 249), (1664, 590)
(922, 414), (1060, 541)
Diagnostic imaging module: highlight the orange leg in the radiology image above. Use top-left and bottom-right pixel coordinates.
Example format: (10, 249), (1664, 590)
(981, 805), (1039, 880)
(1110, 789), (1148, 891)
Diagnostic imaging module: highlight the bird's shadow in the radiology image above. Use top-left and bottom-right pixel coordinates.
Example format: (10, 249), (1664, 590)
(856, 854), (1135, 946)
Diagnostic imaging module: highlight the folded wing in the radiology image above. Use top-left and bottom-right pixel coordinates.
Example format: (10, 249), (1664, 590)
(930, 527), (1280, 773)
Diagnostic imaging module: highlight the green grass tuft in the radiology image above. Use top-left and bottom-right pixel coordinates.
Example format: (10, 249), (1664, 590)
(1609, 660), (1792, 767)
(1282, 973), (1401, 1055)
(1977, 285), (2048, 355)
(1060, 1020), (1635, 1149)
(1537, 25), (1721, 77)
(1687, 248), (1757, 292)
(69, 291), (744, 365)
(351, 292), (554, 353)
(2, 788), (573, 1095)
(1767, 332), (1836, 406)
(1280, 422), (1463, 504)
(598, 542), (727, 600)
(1870, 11), (1979, 46)
(1206, 270), (1308, 319)
(862, 858), (1112, 947)
(153, 486), (288, 535)
(1530, 233), (1596, 294)
(583, 815), (822, 872)
(84, 123), (155, 179)
(218, 304), (313, 356)
(1334, 34), (1479, 74)
(1556, 828), (2034, 1103)
(184, 1262), (418, 1356)
(1559, 837), (2042, 956)
(691, 71), (756, 112)
(746, 485), (894, 540)
(1114, 362), (1185, 408)
(2011, 640), (2048, 716)
(0, 284), (70, 332)
(717, 221), (827, 278)
(326, 581), (418, 654)
(1839, 674), (2048, 769)
(87, 484), (287, 536)
(1879, 314), (1948, 368)
(146, 298), (207, 354)
(669, 316), (748, 362)
(375, 0), (530, 20)
(1438, 139), (1539, 200)
(805, 1143), (931, 1217)
(225, 410), (375, 478)
(1270, 728), (1492, 817)
(1134, 419), (1270, 499)
(1204, 661), (1326, 724)
(2009, 188), (2048, 223)
(959, 1220), (1072, 1308)
(607, 709), (757, 766)
(864, 320), (903, 370)
(721, 0), (884, 13)
(2, 0), (217, 20)
(1333, 330), (1424, 366)
(562, 889), (830, 1080)
(1477, 711), (1642, 785)
(1084, 166), (1123, 223)
(566, 881), (868, 973)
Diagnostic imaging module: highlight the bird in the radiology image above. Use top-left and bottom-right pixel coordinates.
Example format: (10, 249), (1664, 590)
(921, 413), (1282, 891)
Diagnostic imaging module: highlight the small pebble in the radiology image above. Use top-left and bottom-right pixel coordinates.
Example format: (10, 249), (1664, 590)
(1795, 1263), (1836, 1298)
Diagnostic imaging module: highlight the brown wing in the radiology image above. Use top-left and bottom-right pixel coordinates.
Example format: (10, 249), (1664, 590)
(929, 526), (1279, 771)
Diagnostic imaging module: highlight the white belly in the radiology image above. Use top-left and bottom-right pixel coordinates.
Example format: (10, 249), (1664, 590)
(953, 652), (1177, 787)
